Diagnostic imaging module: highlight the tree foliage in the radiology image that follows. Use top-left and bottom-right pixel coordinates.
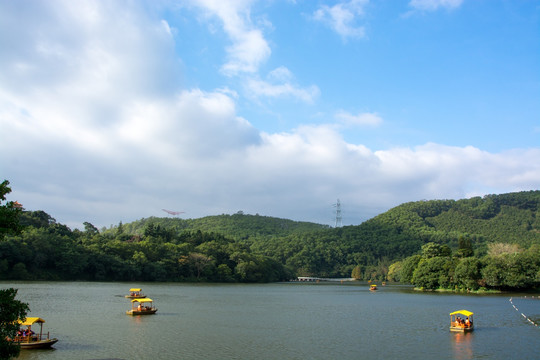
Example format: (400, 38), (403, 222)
(397, 241), (540, 291)
(0, 214), (294, 283)
(0, 180), (22, 239)
(0, 288), (29, 359)
(1, 179), (540, 289)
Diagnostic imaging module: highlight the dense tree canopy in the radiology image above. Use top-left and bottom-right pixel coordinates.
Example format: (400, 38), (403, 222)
(0, 180), (22, 239)
(0, 288), (29, 359)
(1, 211), (295, 282)
(396, 242), (540, 291)
(1, 179), (539, 289)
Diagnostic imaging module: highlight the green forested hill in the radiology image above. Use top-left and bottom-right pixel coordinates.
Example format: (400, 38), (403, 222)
(368, 190), (540, 253)
(2, 179), (540, 289)
(116, 213), (329, 241)
(368, 191), (540, 291)
(246, 191), (540, 275)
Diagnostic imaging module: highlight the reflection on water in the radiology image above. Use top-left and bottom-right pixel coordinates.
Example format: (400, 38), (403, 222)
(451, 332), (474, 360)
(4, 282), (539, 360)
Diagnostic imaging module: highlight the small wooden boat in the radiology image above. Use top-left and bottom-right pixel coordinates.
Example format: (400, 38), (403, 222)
(450, 310), (474, 332)
(370, 284), (378, 291)
(126, 298), (158, 315)
(125, 288), (147, 299)
(14, 317), (58, 349)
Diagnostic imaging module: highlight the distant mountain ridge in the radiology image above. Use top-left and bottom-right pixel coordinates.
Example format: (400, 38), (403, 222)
(118, 212), (329, 240)
(366, 190), (540, 252)
(117, 190), (540, 253)
(109, 190), (540, 279)
(7, 189), (539, 283)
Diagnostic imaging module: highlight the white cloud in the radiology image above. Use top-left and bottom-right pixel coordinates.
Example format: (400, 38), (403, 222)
(191, 0), (271, 75)
(313, 0), (369, 39)
(240, 131), (540, 223)
(335, 110), (383, 127)
(408, 0), (464, 11)
(190, 3), (317, 103)
(1, 0), (539, 230)
(268, 66), (294, 82)
(245, 67), (320, 103)
(161, 20), (174, 36)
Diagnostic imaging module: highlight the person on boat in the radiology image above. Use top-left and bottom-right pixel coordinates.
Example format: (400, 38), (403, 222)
(465, 318), (471, 327)
(138, 304), (142, 311)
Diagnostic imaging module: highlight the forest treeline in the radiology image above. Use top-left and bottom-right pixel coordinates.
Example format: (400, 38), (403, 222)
(379, 191), (540, 291)
(1, 179), (540, 290)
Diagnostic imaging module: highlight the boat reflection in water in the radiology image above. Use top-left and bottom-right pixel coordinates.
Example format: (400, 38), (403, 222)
(451, 331), (474, 359)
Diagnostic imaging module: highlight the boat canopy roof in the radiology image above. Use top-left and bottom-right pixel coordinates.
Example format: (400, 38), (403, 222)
(129, 288), (142, 292)
(18, 317), (45, 326)
(450, 310), (473, 317)
(131, 298), (153, 303)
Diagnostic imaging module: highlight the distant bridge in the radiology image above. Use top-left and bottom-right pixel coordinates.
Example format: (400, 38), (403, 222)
(296, 277), (356, 282)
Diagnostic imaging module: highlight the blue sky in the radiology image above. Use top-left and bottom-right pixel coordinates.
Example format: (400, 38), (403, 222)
(1, 0), (539, 229)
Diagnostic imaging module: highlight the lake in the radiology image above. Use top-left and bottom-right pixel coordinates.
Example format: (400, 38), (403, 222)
(3, 281), (539, 359)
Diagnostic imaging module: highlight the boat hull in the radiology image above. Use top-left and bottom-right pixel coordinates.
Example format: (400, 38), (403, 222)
(19, 338), (58, 349)
(126, 309), (158, 315)
(450, 326), (474, 332)
(125, 295), (147, 299)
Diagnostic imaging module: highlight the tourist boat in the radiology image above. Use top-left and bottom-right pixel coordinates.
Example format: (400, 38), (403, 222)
(14, 317), (58, 349)
(450, 310), (474, 332)
(370, 284), (378, 291)
(126, 298), (158, 315)
(125, 288), (146, 299)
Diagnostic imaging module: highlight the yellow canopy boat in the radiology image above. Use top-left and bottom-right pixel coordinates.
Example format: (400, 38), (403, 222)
(450, 310), (474, 332)
(125, 288), (147, 299)
(126, 298), (157, 315)
(14, 317), (58, 349)
(370, 284), (378, 291)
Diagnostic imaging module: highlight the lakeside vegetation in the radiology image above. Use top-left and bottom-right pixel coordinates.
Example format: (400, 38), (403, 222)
(1, 179), (540, 290)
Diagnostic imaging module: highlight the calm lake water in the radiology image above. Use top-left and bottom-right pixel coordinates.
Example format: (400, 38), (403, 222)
(3, 281), (539, 360)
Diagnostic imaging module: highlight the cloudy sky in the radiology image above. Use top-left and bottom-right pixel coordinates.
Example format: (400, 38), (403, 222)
(1, 0), (539, 229)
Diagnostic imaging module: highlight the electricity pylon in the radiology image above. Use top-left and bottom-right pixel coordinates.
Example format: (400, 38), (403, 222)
(333, 199), (342, 228)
